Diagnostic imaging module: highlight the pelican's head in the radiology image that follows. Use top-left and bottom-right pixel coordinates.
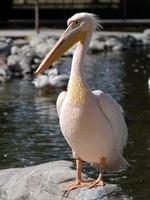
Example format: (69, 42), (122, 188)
(35, 13), (101, 76)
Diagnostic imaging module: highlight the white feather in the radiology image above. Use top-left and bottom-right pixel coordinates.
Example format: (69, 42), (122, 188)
(93, 90), (128, 153)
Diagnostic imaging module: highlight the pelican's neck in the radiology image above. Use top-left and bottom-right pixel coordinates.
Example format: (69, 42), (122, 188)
(67, 29), (93, 104)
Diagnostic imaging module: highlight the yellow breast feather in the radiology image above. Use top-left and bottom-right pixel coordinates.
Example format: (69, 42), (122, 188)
(67, 75), (89, 105)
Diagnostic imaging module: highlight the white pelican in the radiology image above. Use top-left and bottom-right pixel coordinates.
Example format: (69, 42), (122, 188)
(35, 13), (129, 191)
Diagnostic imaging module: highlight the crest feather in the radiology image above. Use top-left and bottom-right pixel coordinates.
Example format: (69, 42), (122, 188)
(92, 14), (103, 30)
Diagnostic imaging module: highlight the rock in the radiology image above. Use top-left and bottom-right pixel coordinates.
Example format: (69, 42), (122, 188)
(0, 160), (130, 200)
(32, 74), (49, 88)
(11, 46), (20, 55)
(33, 68), (69, 89)
(0, 41), (10, 57)
(89, 40), (105, 53)
(105, 37), (122, 50)
(0, 37), (12, 44)
(49, 74), (69, 88)
(112, 43), (125, 51)
(20, 45), (35, 61)
(35, 42), (50, 58)
(141, 38), (150, 47)
(13, 39), (28, 47)
(120, 35), (137, 48)
(7, 55), (31, 77)
(46, 37), (57, 47)
(34, 57), (41, 64)
(48, 67), (58, 76)
(143, 28), (150, 39)
(29, 36), (44, 48)
(19, 57), (31, 74)
(148, 78), (150, 91)
(0, 58), (11, 82)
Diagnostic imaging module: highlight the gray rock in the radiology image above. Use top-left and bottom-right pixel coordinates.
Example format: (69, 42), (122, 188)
(33, 68), (69, 88)
(120, 35), (137, 48)
(35, 42), (50, 58)
(0, 37), (12, 45)
(29, 36), (44, 48)
(49, 74), (69, 88)
(112, 43), (125, 51)
(7, 54), (20, 66)
(46, 37), (57, 47)
(89, 40), (105, 53)
(105, 37), (121, 50)
(143, 28), (150, 39)
(0, 41), (10, 57)
(7, 55), (31, 77)
(33, 74), (49, 88)
(19, 57), (31, 74)
(11, 46), (20, 55)
(13, 39), (28, 47)
(20, 45), (35, 61)
(0, 160), (130, 200)
(141, 38), (150, 47)
(48, 67), (59, 76)
(0, 58), (11, 82)
(33, 57), (41, 64)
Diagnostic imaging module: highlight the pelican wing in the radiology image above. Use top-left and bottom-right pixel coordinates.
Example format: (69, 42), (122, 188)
(56, 91), (66, 117)
(93, 90), (128, 153)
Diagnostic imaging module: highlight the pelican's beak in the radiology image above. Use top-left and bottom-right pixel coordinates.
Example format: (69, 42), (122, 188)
(34, 23), (85, 76)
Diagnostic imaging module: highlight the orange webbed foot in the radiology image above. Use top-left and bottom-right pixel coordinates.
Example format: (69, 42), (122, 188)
(88, 178), (105, 189)
(64, 180), (85, 193)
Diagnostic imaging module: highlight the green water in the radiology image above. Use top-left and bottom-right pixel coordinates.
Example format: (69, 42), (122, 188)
(0, 49), (150, 199)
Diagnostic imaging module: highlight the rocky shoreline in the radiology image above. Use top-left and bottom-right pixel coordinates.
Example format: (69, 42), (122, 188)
(0, 28), (150, 85)
(0, 160), (131, 200)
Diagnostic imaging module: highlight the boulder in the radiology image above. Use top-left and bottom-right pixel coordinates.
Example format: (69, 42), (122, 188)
(13, 39), (28, 47)
(141, 38), (150, 47)
(0, 160), (130, 200)
(11, 46), (20, 55)
(143, 28), (150, 39)
(89, 40), (105, 53)
(49, 74), (69, 88)
(0, 37), (12, 44)
(46, 37), (58, 47)
(120, 35), (137, 48)
(0, 41), (10, 57)
(112, 43), (125, 51)
(35, 42), (50, 58)
(32, 74), (49, 88)
(105, 37), (122, 50)
(33, 68), (69, 89)
(7, 55), (31, 77)
(0, 58), (11, 82)
(20, 45), (35, 61)
(29, 36), (45, 48)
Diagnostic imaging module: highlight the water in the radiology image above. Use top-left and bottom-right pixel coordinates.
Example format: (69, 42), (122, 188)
(0, 49), (150, 199)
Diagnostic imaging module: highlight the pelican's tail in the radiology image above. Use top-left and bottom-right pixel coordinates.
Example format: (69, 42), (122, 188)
(105, 156), (129, 172)
(91, 155), (129, 172)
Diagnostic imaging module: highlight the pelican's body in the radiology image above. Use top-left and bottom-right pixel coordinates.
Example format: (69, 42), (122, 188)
(35, 13), (128, 191)
(58, 90), (127, 171)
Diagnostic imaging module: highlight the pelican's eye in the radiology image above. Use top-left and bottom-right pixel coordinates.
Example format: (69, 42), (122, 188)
(75, 20), (79, 24)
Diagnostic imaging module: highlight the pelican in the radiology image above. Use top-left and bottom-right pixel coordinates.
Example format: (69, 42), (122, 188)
(35, 13), (129, 191)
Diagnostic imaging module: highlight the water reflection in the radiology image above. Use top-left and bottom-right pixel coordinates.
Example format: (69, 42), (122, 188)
(0, 49), (150, 199)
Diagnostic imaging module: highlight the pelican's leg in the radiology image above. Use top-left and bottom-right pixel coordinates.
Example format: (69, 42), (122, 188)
(64, 158), (85, 192)
(88, 157), (106, 188)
